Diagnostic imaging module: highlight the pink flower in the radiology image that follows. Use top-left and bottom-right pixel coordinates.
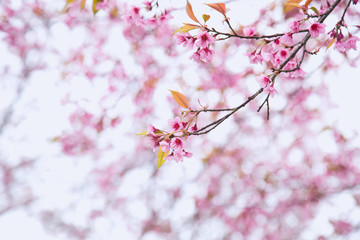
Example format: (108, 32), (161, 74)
(196, 31), (215, 48)
(143, 1), (152, 9)
(309, 22), (326, 38)
(272, 38), (281, 49)
(330, 220), (352, 235)
(164, 152), (176, 161)
(264, 85), (278, 97)
(191, 47), (215, 63)
(60, 132), (95, 156)
(190, 50), (201, 62)
(148, 124), (160, 136)
(170, 149), (193, 162)
(346, 35), (359, 50)
(289, 20), (301, 33)
(243, 26), (256, 36)
(159, 140), (171, 153)
(334, 36), (359, 53)
(199, 47), (215, 62)
(334, 41), (348, 53)
(170, 138), (183, 150)
(276, 48), (289, 60)
(148, 135), (161, 152)
(279, 33), (294, 46)
(245, 51), (263, 64)
(168, 117), (183, 132)
(183, 150), (193, 158)
(158, 13), (172, 23)
(95, 0), (109, 10)
(257, 75), (271, 88)
(353, 0), (358, 4)
(190, 124), (198, 132)
(145, 18), (157, 26)
(175, 32), (196, 49)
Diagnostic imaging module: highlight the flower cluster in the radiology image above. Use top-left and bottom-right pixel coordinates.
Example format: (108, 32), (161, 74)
(257, 74), (278, 97)
(175, 31), (216, 63)
(147, 116), (197, 162)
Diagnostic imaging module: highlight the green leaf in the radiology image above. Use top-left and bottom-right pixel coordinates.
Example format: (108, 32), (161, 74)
(157, 149), (169, 170)
(202, 14), (210, 23)
(309, 6), (320, 16)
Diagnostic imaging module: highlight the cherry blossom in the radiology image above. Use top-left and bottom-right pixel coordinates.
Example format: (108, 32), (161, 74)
(175, 32), (196, 49)
(264, 85), (278, 97)
(257, 74), (271, 88)
(279, 33), (294, 46)
(196, 31), (215, 48)
(243, 26), (256, 36)
(309, 22), (326, 38)
(2, 1), (360, 240)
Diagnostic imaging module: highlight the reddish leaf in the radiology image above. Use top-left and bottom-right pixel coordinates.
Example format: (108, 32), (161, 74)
(186, 0), (200, 24)
(170, 90), (189, 109)
(206, 3), (226, 16)
(304, 0), (313, 7)
(283, 0), (302, 13)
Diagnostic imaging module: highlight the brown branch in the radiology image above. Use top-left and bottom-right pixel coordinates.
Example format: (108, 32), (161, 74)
(186, 0), (342, 136)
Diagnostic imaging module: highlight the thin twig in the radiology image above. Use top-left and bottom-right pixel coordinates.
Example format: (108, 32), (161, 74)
(186, 0), (342, 136)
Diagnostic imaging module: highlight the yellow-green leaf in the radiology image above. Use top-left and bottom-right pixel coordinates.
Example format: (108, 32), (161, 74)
(66, 0), (78, 5)
(157, 149), (169, 170)
(327, 38), (336, 50)
(202, 14), (210, 23)
(92, 0), (101, 14)
(137, 131), (148, 136)
(206, 3), (226, 16)
(174, 24), (199, 34)
(170, 90), (189, 109)
(309, 6), (319, 15)
(80, 0), (86, 9)
(186, 0), (200, 24)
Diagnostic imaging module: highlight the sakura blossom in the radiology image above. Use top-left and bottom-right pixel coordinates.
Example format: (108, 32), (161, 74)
(245, 51), (264, 64)
(243, 26), (256, 36)
(289, 20), (301, 33)
(2, 1), (360, 240)
(257, 74), (271, 88)
(175, 32), (196, 49)
(309, 22), (326, 38)
(196, 31), (215, 48)
(264, 85), (278, 97)
(279, 33), (294, 46)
